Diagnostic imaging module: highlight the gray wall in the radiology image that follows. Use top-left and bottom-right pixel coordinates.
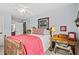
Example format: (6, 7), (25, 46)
(3, 14), (11, 36)
(0, 13), (11, 46)
(0, 13), (11, 36)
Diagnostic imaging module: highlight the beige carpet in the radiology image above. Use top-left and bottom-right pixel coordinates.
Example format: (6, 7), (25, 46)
(0, 46), (4, 55)
(45, 43), (79, 55)
(45, 48), (70, 55)
(0, 43), (79, 55)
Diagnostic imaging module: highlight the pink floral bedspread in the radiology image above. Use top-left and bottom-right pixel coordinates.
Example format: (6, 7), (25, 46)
(7, 34), (44, 55)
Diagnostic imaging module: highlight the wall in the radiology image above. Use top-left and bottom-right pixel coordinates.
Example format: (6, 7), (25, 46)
(0, 13), (11, 36)
(0, 16), (4, 34)
(0, 15), (4, 46)
(0, 13), (11, 46)
(26, 4), (79, 40)
(75, 4), (79, 40)
(3, 14), (11, 36)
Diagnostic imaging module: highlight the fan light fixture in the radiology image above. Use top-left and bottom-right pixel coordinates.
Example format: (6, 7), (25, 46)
(16, 5), (27, 13)
(18, 8), (26, 13)
(16, 5), (32, 15)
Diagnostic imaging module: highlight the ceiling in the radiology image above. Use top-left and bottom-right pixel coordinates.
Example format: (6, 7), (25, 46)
(0, 3), (78, 20)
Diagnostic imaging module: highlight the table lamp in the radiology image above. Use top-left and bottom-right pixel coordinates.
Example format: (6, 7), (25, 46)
(49, 25), (56, 37)
(49, 25), (56, 50)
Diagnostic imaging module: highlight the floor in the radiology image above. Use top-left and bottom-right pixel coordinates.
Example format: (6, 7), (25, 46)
(45, 48), (72, 55)
(45, 43), (79, 55)
(0, 46), (4, 55)
(0, 44), (79, 55)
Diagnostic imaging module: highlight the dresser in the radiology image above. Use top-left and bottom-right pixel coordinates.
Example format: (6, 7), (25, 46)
(52, 34), (77, 54)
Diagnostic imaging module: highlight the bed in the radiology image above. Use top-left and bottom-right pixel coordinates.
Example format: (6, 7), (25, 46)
(4, 34), (44, 55)
(30, 34), (50, 53)
(30, 28), (50, 52)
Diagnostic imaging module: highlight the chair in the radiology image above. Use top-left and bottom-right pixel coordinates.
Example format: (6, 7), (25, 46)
(68, 32), (77, 54)
(54, 42), (73, 55)
(68, 32), (76, 41)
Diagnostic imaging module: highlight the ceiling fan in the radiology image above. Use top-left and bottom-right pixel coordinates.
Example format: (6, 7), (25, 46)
(16, 4), (32, 15)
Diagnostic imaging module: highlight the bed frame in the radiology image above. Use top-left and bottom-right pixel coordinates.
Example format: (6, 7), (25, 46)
(4, 37), (26, 55)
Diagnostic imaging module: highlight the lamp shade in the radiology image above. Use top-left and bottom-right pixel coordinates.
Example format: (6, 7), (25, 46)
(51, 25), (56, 32)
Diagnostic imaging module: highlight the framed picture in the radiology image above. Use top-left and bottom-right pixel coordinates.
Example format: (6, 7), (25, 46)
(60, 26), (67, 31)
(38, 17), (49, 30)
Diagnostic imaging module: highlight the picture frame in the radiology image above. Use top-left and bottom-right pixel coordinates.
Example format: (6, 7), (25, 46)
(38, 17), (49, 30)
(60, 26), (67, 31)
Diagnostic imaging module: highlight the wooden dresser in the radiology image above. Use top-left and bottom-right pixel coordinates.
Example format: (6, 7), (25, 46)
(52, 34), (77, 54)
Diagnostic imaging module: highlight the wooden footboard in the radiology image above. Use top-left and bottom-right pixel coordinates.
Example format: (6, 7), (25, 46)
(4, 37), (26, 55)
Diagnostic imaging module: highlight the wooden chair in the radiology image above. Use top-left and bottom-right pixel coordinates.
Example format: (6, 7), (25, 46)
(68, 32), (76, 41)
(54, 42), (73, 55)
(68, 32), (77, 54)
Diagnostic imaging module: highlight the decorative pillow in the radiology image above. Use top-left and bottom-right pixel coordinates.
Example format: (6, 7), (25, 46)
(32, 28), (44, 35)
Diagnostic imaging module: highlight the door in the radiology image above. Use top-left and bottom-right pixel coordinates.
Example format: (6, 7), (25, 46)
(15, 22), (23, 35)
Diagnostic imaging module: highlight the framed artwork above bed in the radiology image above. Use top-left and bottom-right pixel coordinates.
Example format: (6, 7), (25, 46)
(38, 17), (49, 30)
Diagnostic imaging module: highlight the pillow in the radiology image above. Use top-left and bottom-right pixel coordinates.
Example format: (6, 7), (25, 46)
(32, 28), (44, 35)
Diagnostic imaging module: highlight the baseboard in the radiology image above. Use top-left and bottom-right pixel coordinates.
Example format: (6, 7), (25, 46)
(0, 45), (4, 47)
(77, 40), (79, 44)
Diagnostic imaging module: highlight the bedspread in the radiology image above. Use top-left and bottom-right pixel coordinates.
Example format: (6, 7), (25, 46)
(7, 34), (44, 55)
